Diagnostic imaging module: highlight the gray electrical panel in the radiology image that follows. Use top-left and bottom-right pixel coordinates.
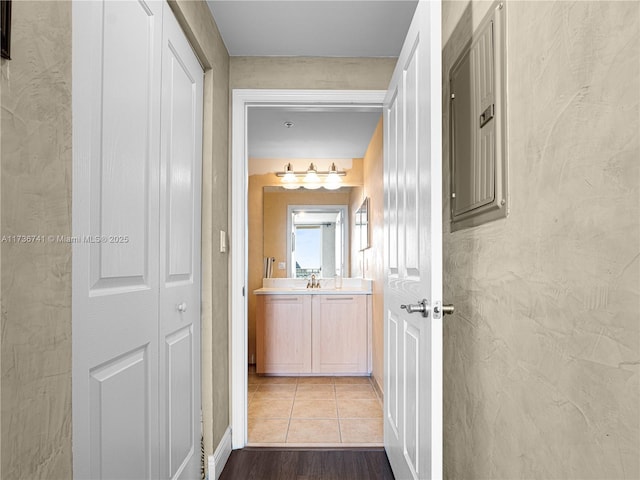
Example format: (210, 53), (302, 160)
(449, 2), (507, 231)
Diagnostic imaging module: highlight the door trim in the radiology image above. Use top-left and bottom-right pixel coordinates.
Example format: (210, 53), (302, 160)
(230, 89), (386, 448)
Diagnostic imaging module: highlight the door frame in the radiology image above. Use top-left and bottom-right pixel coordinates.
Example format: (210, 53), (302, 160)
(230, 89), (386, 448)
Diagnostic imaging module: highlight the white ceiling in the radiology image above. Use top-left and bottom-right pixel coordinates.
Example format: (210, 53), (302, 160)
(209, 1), (416, 161)
(248, 106), (382, 159)
(206, 0), (418, 57)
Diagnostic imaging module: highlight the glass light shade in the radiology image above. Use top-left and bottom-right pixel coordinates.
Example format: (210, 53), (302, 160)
(281, 163), (300, 189)
(303, 163), (321, 189)
(324, 163), (342, 190)
(324, 177), (341, 190)
(282, 181), (301, 190)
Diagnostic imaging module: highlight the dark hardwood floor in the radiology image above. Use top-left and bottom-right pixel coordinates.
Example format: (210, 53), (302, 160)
(219, 447), (395, 480)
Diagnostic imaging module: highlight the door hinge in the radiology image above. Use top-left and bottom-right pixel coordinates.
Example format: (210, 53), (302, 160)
(242, 286), (245, 297)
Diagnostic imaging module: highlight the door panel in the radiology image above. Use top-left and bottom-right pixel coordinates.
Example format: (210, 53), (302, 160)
(73, 1), (163, 478)
(387, 312), (399, 435)
(312, 295), (368, 373)
(159, 7), (203, 479)
(90, 347), (150, 480)
(256, 295), (312, 374)
(384, 1), (442, 479)
(403, 38), (420, 280)
(96, 0), (157, 284)
(404, 324), (420, 477)
(165, 42), (197, 280)
(386, 90), (399, 276)
(166, 326), (195, 478)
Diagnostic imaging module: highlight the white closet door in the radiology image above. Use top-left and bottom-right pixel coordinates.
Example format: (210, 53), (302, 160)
(72, 1), (163, 478)
(73, 2), (203, 479)
(158, 6), (204, 480)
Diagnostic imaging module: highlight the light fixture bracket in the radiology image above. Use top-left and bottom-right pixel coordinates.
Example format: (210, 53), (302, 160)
(275, 162), (346, 178)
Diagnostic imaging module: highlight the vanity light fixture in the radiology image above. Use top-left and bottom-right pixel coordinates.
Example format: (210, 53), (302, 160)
(276, 162), (346, 190)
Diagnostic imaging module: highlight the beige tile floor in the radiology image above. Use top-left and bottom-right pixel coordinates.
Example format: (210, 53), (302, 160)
(247, 374), (383, 446)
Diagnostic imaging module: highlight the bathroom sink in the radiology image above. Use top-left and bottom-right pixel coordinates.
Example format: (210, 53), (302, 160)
(256, 278), (373, 295)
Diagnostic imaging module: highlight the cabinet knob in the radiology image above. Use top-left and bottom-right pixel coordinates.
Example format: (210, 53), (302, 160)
(177, 302), (187, 313)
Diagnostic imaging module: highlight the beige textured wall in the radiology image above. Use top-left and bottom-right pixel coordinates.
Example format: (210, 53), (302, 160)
(247, 161), (363, 363)
(361, 118), (385, 394)
(1, 2), (73, 478)
(169, 0), (231, 458)
(230, 57), (397, 90)
(348, 119), (384, 394)
(442, 2), (640, 479)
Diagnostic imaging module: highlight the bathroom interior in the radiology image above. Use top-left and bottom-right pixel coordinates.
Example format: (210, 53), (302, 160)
(246, 105), (385, 445)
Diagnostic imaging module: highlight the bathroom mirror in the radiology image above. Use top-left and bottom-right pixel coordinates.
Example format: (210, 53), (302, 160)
(263, 187), (352, 278)
(355, 197), (370, 251)
(287, 205), (348, 278)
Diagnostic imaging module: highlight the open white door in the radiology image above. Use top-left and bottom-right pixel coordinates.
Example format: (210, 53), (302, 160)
(383, 1), (443, 479)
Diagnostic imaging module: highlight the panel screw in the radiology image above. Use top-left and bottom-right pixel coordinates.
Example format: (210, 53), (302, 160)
(450, 93), (455, 99)
(452, 193), (456, 198)
(501, 199), (506, 205)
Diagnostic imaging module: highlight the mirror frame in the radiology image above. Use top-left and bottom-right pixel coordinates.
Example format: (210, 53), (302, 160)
(356, 197), (370, 251)
(286, 204), (349, 278)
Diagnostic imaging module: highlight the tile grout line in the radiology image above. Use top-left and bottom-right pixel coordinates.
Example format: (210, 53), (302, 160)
(335, 382), (344, 444)
(285, 380), (299, 443)
(284, 399), (293, 444)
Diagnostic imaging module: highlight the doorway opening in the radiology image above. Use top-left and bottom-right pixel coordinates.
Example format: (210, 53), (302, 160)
(231, 90), (386, 449)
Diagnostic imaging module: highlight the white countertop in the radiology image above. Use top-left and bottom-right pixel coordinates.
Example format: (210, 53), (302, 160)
(254, 277), (372, 295)
(253, 287), (371, 295)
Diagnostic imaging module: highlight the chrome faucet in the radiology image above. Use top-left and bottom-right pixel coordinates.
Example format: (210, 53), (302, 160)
(307, 274), (321, 289)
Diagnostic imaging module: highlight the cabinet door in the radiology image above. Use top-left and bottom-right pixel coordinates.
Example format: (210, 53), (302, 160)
(312, 295), (368, 374)
(256, 295), (312, 374)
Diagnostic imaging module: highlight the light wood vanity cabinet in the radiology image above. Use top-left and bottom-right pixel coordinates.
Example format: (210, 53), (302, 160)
(312, 295), (369, 374)
(256, 295), (312, 374)
(256, 293), (371, 375)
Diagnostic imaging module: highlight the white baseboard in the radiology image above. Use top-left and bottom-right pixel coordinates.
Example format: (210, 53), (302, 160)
(208, 427), (232, 480)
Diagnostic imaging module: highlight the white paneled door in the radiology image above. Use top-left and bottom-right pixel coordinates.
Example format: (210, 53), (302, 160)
(72, 1), (203, 478)
(383, 1), (443, 479)
(159, 6), (203, 479)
